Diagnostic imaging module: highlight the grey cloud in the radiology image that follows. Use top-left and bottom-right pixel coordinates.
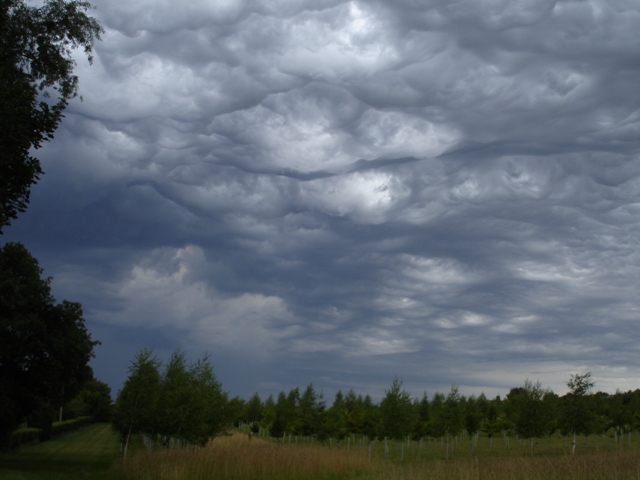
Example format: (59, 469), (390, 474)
(5, 0), (640, 399)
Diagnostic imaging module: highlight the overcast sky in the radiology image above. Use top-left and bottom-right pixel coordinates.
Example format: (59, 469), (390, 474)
(6, 0), (640, 402)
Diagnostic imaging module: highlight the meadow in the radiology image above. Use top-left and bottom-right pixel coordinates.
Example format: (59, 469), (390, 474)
(3, 423), (640, 480)
(110, 428), (640, 480)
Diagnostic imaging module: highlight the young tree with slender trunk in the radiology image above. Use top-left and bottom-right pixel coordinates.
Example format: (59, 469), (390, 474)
(561, 372), (595, 454)
(111, 349), (161, 458)
(244, 393), (263, 432)
(482, 402), (501, 453)
(186, 354), (228, 445)
(464, 396), (482, 453)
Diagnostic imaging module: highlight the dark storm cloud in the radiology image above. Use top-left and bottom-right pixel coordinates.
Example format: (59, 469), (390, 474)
(5, 0), (640, 399)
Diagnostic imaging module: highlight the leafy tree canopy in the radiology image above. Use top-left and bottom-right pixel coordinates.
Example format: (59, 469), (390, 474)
(112, 349), (229, 454)
(0, 0), (102, 231)
(508, 379), (553, 441)
(561, 372), (596, 448)
(65, 377), (112, 422)
(0, 242), (98, 446)
(111, 349), (161, 448)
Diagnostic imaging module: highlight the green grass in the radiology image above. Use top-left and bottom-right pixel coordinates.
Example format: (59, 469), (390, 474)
(0, 423), (122, 480)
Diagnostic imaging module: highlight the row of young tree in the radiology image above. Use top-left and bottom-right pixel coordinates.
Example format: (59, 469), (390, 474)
(233, 374), (640, 454)
(111, 349), (229, 457)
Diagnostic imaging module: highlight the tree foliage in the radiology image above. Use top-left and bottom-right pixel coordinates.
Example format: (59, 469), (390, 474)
(343, 389), (367, 435)
(0, 242), (98, 446)
(260, 394), (276, 431)
(507, 380), (554, 454)
(412, 392), (430, 439)
(269, 391), (289, 438)
(236, 375), (640, 457)
(296, 384), (323, 437)
(379, 377), (415, 440)
(244, 392), (263, 427)
(561, 372), (596, 453)
(0, 0), (102, 231)
(111, 348), (162, 454)
(66, 377), (112, 421)
(324, 390), (348, 440)
(464, 396), (482, 437)
(442, 385), (464, 437)
(112, 349), (228, 452)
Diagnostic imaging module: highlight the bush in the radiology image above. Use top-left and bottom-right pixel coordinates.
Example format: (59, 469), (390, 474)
(2, 416), (94, 451)
(5, 427), (42, 450)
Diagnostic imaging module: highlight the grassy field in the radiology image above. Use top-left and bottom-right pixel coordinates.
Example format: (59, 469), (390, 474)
(110, 430), (640, 480)
(3, 424), (640, 480)
(0, 423), (122, 480)
(370, 453), (640, 480)
(243, 424), (640, 461)
(360, 431), (640, 461)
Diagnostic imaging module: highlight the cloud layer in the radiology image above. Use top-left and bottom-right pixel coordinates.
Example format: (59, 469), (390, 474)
(7, 0), (640, 399)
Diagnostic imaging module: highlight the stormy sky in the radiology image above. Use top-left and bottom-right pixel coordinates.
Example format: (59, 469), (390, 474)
(6, 0), (640, 401)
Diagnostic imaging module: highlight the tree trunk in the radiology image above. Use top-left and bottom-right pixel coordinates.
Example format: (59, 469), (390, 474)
(530, 437), (534, 457)
(446, 434), (449, 460)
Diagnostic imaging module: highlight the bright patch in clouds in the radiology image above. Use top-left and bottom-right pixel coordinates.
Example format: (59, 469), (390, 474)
(97, 246), (294, 357)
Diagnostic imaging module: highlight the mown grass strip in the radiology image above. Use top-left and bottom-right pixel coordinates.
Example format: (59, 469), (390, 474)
(0, 423), (120, 480)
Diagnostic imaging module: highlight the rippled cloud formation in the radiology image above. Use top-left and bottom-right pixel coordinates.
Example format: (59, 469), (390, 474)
(7, 0), (640, 399)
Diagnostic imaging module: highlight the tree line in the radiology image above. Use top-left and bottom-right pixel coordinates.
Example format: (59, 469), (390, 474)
(112, 352), (640, 456)
(233, 374), (640, 454)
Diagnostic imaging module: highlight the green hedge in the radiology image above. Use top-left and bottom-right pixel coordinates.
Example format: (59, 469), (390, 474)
(7, 416), (94, 450)
(51, 416), (93, 438)
(7, 428), (41, 449)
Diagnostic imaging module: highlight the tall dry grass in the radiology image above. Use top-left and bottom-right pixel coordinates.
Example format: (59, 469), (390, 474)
(109, 432), (378, 480)
(367, 451), (640, 480)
